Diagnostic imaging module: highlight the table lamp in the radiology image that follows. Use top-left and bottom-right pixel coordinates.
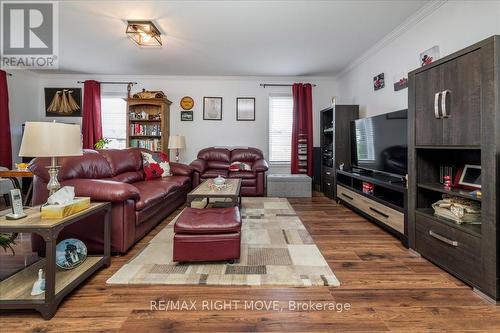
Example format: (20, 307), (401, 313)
(168, 135), (186, 162)
(19, 121), (83, 196)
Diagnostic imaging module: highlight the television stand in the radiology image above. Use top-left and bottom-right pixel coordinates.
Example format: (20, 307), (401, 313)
(336, 169), (408, 246)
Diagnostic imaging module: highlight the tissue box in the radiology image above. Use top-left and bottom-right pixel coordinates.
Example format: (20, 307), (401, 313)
(41, 197), (91, 219)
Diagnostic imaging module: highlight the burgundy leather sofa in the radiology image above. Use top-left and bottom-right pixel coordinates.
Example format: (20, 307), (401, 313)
(29, 148), (193, 253)
(190, 147), (269, 196)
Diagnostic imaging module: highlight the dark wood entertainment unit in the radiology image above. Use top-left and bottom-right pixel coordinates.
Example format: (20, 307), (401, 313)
(336, 170), (407, 245)
(320, 105), (358, 199)
(408, 36), (500, 302)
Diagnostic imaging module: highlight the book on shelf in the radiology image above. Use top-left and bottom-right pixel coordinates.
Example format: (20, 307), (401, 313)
(130, 124), (161, 136)
(129, 138), (162, 151)
(431, 195), (481, 224)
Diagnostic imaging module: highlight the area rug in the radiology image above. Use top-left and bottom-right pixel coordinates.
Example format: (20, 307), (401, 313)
(107, 197), (340, 286)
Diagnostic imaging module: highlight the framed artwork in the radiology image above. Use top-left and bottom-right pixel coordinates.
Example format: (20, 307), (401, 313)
(236, 97), (255, 121)
(393, 73), (408, 91)
(203, 97), (222, 120)
(180, 96), (194, 110)
(456, 164), (481, 189)
(45, 88), (82, 117)
(420, 45), (439, 67)
(181, 110), (193, 121)
(373, 73), (385, 91)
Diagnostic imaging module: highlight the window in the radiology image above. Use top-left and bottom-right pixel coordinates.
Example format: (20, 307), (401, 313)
(101, 96), (127, 149)
(355, 118), (375, 162)
(268, 95), (293, 163)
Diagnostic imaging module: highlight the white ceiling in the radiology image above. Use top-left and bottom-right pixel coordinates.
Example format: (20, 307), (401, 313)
(55, 0), (428, 76)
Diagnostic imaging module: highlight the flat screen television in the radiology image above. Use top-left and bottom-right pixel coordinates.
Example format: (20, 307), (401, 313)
(351, 109), (408, 177)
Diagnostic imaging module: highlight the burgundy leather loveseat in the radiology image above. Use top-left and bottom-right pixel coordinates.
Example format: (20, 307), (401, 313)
(30, 148), (193, 253)
(190, 147), (268, 196)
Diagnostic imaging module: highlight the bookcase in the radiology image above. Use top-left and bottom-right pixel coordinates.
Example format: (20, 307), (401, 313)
(320, 105), (358, 199)
(126, 98), (171, 153)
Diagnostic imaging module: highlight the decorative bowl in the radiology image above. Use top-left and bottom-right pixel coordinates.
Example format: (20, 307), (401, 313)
(213, 175), (226, 186)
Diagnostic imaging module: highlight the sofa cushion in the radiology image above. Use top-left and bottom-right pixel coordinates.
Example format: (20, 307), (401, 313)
(228, 161), (252, 172)
(197, 147), (231, 163)
(99, 148), (143, 175)
(133, 180), (170, 210)
(174, 207), (241, 234)
(141, 151), (171, 180)
(57, 150), (113, 181)
(228, 171), (255, 179)
(112, 171), (144, 184)
(201, 169), (228, 178)
(230, 148), (264, 163)
(160, 175), (190, 188)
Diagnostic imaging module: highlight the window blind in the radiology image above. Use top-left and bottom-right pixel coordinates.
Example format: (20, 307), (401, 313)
(101, 96), (127, 149)
(269, 95), (293, 163)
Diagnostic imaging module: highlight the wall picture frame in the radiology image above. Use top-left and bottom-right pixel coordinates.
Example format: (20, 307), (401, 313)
(236, 97), (255, 121)
(203, 97), (223, 120)
(373, 73), (385, 91)
(45, 88), (82, 117)
(181, 111), (193, 121)
(420, 45), (440, 67)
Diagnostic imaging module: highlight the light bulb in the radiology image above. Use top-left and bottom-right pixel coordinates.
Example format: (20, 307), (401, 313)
(140, 32), (152, 42)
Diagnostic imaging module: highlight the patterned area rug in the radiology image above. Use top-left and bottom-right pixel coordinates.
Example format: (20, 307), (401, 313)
(107, 197), (340, 286)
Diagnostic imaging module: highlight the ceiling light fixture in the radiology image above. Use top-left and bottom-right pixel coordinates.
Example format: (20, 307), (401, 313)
(126, 21), (162, 47)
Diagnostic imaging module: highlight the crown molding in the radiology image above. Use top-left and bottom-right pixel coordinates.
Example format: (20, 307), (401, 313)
(335, 0), (447, 79)
(36, 73), (337, 83)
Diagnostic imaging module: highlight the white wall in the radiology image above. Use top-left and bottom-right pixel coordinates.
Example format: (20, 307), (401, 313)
(10, 74), (337, 166)
(337, 1), (500, 118)
(6, 71), (40, 165)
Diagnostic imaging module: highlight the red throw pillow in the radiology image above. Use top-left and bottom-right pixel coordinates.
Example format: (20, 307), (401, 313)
(141, 151), (171, 180)
(229, 161), (251, 172)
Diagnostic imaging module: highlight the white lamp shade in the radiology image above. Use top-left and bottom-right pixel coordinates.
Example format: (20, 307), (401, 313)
(19, 122), (83, 157)
(168, 135), (186, 149)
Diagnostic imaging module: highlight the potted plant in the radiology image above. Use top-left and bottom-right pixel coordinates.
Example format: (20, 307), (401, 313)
(94, 138), (111, 150)
(0, 232), (18, 255)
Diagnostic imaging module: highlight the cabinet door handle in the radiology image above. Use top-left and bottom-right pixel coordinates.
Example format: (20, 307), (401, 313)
(341, 193), (353, 200)
(429, 230), (458, 247)
(441, 90), (451, 118)
(369, 207), (389, 218)
(434, 92), (441, 119)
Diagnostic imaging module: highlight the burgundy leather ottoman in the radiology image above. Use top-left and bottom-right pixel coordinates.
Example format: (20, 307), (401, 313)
(173, 207), (241, 263)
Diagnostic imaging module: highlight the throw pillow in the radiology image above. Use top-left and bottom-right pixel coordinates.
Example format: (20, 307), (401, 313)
(229, 161), (252, 172)
(141, 151), (171, 180)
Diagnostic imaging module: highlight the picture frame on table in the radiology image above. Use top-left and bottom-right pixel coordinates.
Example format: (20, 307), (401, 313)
(203, 97), (223, 120)
(236, 97), (255, 121)
(457, 164), (481, 189)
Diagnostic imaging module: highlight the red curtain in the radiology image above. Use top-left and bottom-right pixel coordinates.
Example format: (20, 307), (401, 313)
(82, 80), (103, 149)
(291, 83), (313, 176)
(0, 70), (12, 168)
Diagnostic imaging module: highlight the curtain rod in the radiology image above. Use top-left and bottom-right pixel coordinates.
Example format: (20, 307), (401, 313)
(77, 81), (137, 85)
(260, 83), (317, 88)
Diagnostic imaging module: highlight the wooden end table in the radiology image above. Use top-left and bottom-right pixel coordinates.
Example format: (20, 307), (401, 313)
(187, 178), (242, 208)
(0, 202), (111, 319)
(0, 170), (34, 206)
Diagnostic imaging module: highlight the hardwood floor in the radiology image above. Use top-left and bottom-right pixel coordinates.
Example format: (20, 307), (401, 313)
(1, 194), (499, 332)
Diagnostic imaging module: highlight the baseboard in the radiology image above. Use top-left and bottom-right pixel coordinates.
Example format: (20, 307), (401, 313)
(473, 288), (499, 305)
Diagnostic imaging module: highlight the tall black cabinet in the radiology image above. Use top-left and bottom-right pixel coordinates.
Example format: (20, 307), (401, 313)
(408, 36), (500, 301)
(320, 105), (358, 199)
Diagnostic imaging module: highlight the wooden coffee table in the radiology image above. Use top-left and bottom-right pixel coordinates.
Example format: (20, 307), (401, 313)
(187, 178), (241, 208)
